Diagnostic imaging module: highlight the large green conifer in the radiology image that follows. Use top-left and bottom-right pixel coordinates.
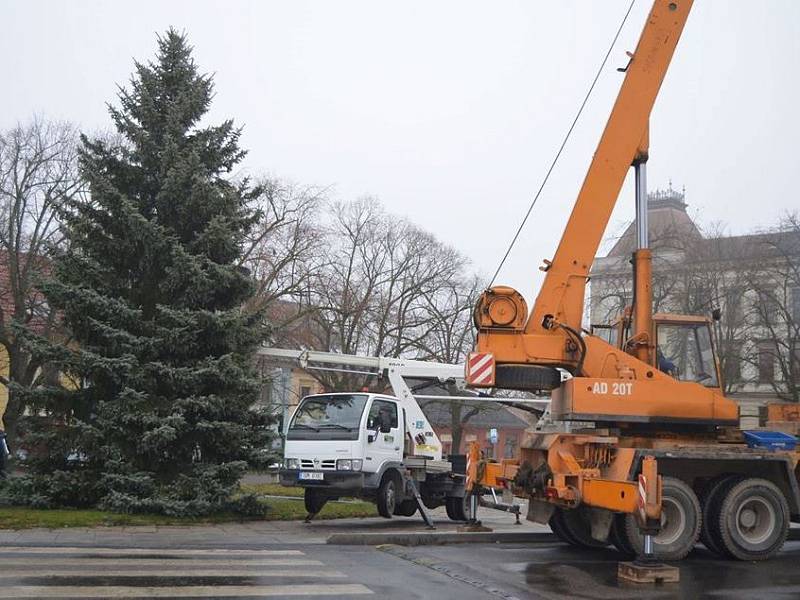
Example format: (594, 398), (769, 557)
(12, 30), (271, 515)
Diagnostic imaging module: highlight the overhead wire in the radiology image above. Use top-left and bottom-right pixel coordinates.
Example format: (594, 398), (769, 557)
(488, 0), (638, 287)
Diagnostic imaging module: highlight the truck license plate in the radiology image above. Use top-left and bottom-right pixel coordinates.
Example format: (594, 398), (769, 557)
(299, 472), (324, 481)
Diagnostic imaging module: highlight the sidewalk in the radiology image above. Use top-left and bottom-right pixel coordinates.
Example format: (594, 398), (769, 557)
(0, 504), (549, 549)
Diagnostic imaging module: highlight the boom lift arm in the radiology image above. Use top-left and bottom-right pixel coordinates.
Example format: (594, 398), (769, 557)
(470, 0), (737, 427)
(257, 347), (543, 461)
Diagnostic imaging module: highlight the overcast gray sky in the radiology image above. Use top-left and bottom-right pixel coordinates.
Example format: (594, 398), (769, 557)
(2, 0), (798, 299)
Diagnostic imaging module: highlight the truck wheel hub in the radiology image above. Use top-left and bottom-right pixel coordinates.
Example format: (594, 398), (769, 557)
(656, 497), (686, 546)
(736, 497), (774, 544)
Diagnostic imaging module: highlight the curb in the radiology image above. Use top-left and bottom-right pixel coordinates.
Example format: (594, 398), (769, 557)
(327, 531), (555, 546)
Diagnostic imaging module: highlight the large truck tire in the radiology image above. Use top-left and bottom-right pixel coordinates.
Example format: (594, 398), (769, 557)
(304, 488), (328, 515)
(376, 475), (398, 519)
(393, 499), (418, 517)
(445, 495), (470, 521)
(421, 495), (440, 510)
(715, 478), (789, 561)
(550, 508), (606, 548)
(624, 476), (701, 561)
(549, 507), (579, 546)
(609, 514), (636, 557)
(699, 475), (742, 556)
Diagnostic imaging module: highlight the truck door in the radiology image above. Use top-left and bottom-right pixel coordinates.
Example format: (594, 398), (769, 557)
(364, 398), (402, 473)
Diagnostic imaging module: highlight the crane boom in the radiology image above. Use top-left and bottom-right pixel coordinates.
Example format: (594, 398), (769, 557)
(474, 0), (694, 372)
(529, 0), (691, 335)
(471, 0), (736, 423)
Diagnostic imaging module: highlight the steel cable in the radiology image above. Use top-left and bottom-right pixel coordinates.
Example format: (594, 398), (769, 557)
(488, 0), (638, 287)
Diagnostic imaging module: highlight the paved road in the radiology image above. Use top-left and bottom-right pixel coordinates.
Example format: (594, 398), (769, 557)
(0, 514), (798, 598)
(384, 539), (800, 599)
(0, 542), (492, 599)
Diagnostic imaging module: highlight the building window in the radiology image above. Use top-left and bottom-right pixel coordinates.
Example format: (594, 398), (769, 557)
(300, 385), (311, 399)
(503, 435), (518, 459)
(792, 287), (800, 322)
(723, 354), (741, 384)
(756, 289), (780, 325)
(758, 343), (775, 384)
(725, 288), (744, 323)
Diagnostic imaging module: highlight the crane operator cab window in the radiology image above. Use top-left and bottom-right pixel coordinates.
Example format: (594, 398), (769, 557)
(656, 322), (719, 387)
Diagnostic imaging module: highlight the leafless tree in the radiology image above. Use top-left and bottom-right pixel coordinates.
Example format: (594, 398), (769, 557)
(666, 223), (756, 394)
(0, 118), (81, 442)
(413, 274), (481, 364)
(304, 197), (471, 391)
(242, 179), (326, 332)
(744, 214), (800, 401)
(409, 274), (507, 452)
(591, 219), (756, 395)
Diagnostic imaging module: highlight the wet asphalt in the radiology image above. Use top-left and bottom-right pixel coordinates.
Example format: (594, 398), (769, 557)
(2, 540), (797, 599)
(0, 515), (797, 599)
(394, 539), (800, 599)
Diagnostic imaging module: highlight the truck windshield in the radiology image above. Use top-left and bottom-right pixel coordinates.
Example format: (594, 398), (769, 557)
(287, 394), (368, 441)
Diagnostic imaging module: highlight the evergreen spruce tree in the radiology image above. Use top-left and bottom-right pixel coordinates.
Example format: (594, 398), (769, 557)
(9, 30), (272, 515)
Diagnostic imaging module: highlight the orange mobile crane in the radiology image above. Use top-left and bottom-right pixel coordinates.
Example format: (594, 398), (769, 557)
(466, 0), (799, 561)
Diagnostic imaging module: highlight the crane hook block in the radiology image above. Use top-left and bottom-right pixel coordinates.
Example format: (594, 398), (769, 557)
(473, 286), (528, 330)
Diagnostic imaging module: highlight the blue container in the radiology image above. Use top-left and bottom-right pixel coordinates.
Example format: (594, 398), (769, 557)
(743, 430), (798, 452)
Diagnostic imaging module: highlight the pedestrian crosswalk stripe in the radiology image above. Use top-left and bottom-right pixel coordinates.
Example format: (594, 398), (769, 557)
(0, 584), (374, 597)
(1, 558), (315, 568)
(0, 569), (347, 578)
(0, 546), (303, 556)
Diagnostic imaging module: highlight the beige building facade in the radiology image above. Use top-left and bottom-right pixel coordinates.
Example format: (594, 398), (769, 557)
(590, 187), (800, 405)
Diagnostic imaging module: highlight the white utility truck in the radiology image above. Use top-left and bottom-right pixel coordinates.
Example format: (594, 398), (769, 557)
(258, 348), (522, 525)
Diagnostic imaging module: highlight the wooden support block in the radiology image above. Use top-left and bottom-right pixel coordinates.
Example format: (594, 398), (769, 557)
(617, 561), (679, 584)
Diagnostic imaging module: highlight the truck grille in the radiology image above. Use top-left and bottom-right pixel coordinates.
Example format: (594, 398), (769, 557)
(300, 459), (336, 470)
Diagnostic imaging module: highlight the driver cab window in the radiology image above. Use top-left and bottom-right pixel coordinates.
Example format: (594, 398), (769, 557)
(368, 399), (398, 429)
(656, 323), (719, 387)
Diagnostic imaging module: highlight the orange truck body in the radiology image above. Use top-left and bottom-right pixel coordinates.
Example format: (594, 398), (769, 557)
(464, 0), (800, 559)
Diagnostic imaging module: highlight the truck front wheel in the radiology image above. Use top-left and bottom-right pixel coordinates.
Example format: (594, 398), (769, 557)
(377, 475), (398, 518)
(304, 488), (328, 515)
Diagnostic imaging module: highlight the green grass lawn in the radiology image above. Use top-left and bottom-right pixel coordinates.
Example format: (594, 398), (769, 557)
(0, 483), (377, 529)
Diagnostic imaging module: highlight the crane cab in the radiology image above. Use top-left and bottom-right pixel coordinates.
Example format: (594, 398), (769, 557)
(552, 312), (738, 427)
(591, 313), (722, 390)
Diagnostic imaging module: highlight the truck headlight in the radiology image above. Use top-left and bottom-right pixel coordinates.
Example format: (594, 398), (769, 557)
(285, 458), (300, 469)
(337, 459), (363, 471)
